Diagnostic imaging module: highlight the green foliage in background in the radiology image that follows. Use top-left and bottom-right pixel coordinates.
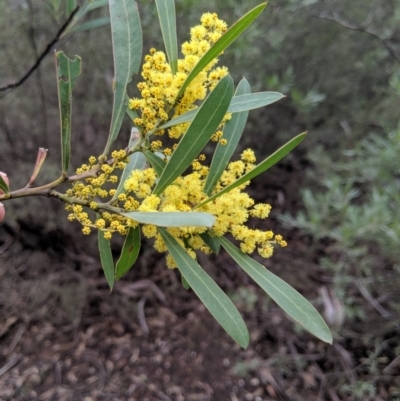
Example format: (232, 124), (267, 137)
(281, 127), (400, 318)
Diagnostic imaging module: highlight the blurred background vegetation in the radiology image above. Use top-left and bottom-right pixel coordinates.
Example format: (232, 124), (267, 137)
(1, 0), (400, 399)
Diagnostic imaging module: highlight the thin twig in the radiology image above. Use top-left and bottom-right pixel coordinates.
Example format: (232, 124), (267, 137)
(383, 355), (400, 373)
(138, 297), (149, 335)
(311, 10), (400, 65)
(0, 7), (80, 93)
(48, 361), (62, 401)
(118, 279), (167, 304)
(0, 355), (23, 377)
(151, 388), (172, 401)
(0, 138), (144, 204)
(355, 279), (391, 319)
(0, 235), (14, 254)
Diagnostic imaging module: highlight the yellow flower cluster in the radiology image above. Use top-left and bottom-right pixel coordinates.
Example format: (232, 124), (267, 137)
(129, 12), (230, 146)
(120, 149), (286, 268)
(65, 150), (131, 237)
(66, 147), (286, 265)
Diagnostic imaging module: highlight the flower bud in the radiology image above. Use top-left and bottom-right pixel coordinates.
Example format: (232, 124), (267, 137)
(0, 172), (9, 194)
(0, 172), (9, 223)
(0, 203), (4, 222)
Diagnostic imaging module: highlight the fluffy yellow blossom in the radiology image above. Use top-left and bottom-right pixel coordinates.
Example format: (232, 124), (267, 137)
(118, 193), (127, 202)
(95, 219), (106, 229)
(151, 140), (162, 150)
(166, 254), (178, 269)
(250, 204), (271, 219)
(101, 164), (113, 174)
(103, 231), (112, 240)
(241, 149), (257, 163)
(258, 244), (274, 258)
(82, 226), (91, 235)
(138, 194), (161, 211)
(211, 130), (223, 142)
(142, 224), (157, 238)
(128, 12), (230, 143)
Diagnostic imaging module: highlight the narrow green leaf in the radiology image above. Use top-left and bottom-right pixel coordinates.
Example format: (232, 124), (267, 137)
(63, 0), (109, 37)
(0, 175), (9, 194)
(113, 152), (146, 200)
(87, 0), (109, 12)
(144, 151), (166, 177)
(200, 233), (221, 255)
(175, 2), (267, 101)
(68, 17), (110, 33)
(126, 106), (139, 124)
(159, 228), (249, 348)
(49, 0), (63, 13)
(122, 211), (216, 228)
(62, 2), (90, 36)
(56, 51), (82, 174)
(66, 0), (77, 16)
(204, 78), (251, 195)
(154, 75), (234, 195)
(46, 0), (63, 19)
(228, 92), (284, 113)
(219, 237), (333, 344)
(115, 226), (141, 279)
(158, 109), (197, 130)
(155, 0), (178, 74)
(182, 275), (190, 290)
(98, 228), (115, 290)
(104, 0), (142, 155)
(161, 90), (283, 130)
(196, 133), (307, 208)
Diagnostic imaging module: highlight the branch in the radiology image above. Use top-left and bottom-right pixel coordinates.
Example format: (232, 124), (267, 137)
(0, 7), (80, 93)
(50, 191), (126, 215)
(312, 11), (400, 65)
(0, 140), (144, 203)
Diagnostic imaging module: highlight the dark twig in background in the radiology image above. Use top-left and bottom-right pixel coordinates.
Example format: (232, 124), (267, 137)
(312, 10), (400, 65)
(0, 7), (80, 93)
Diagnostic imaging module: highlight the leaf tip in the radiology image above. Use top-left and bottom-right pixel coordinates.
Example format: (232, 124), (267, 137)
(256, 2), (268, 12)
(322, 330), (333, 345)
(240, 335), (250, 349)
